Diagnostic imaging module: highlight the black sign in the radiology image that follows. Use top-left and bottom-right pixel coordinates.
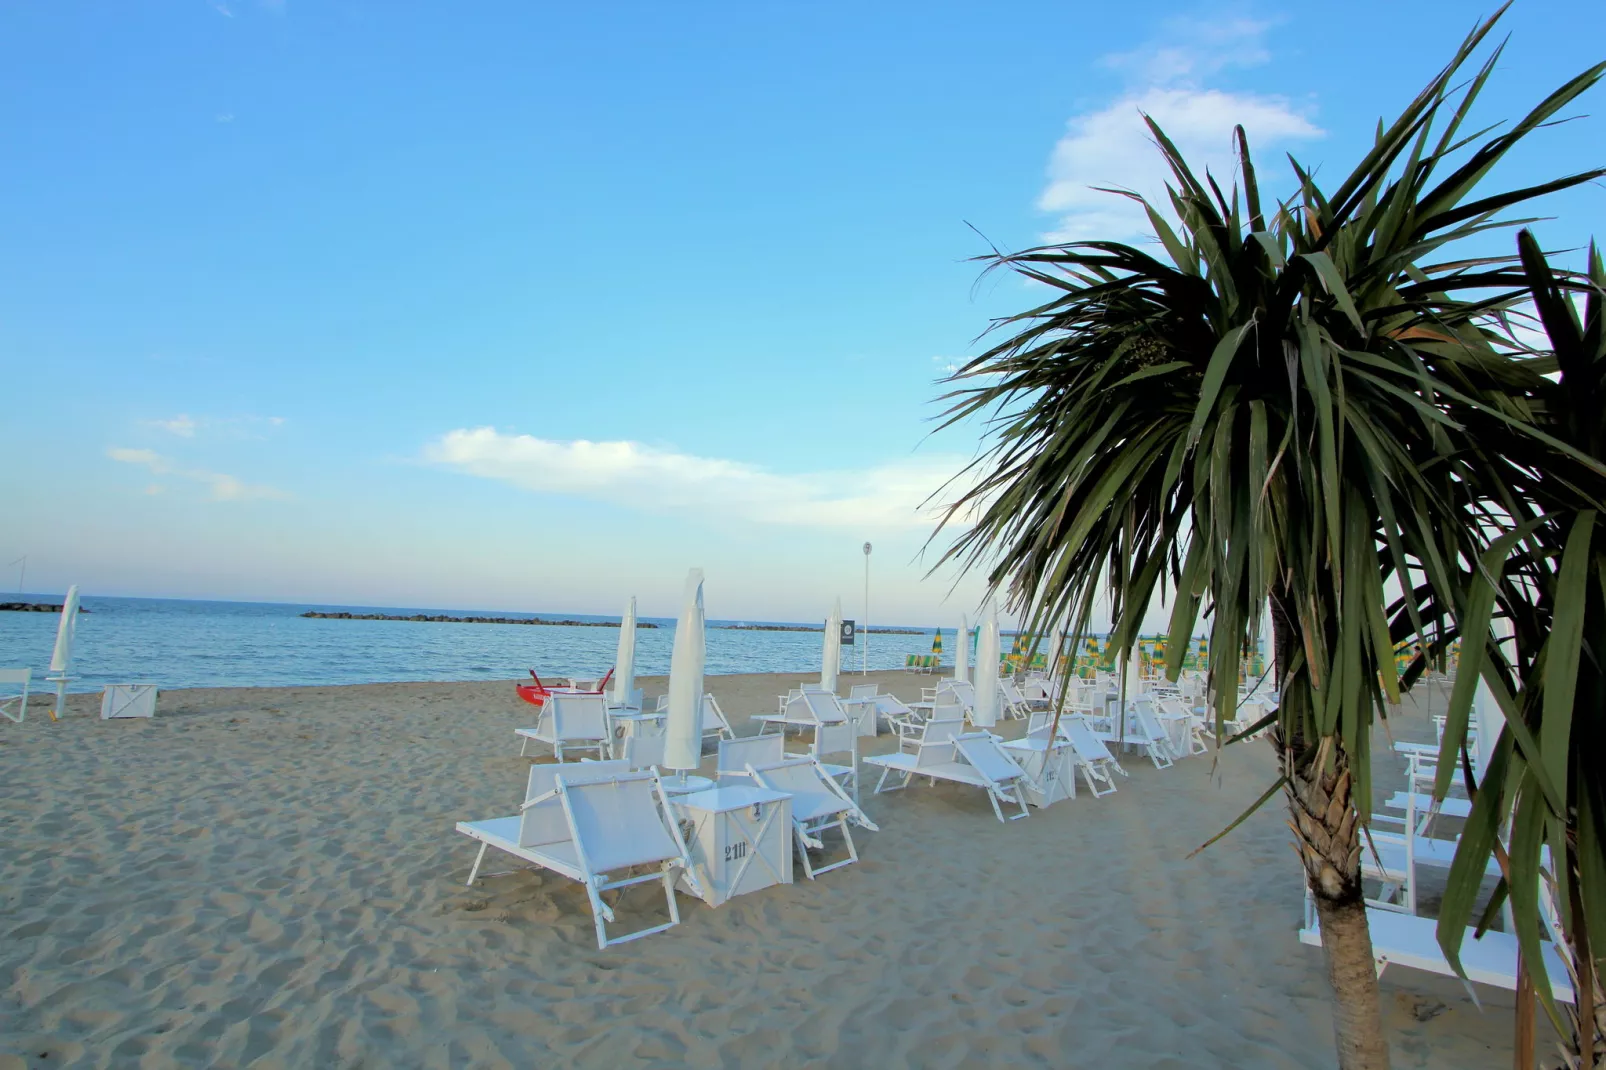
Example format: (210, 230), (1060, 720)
(840, 619), (856, 645)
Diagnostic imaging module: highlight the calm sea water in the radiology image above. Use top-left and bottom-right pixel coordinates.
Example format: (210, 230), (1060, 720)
(0, 596), (945, 692)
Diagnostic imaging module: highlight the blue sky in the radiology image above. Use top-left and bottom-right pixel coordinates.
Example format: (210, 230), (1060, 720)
(2, 1), (1602, 625)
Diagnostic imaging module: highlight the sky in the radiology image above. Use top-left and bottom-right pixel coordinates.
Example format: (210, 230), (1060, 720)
(1, 1), (1602, 626)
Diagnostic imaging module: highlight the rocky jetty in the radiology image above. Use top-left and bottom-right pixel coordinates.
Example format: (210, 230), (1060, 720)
(714, 623), (925, 635)
(300, 611), (657, 628)
(0, 602), (89, 613)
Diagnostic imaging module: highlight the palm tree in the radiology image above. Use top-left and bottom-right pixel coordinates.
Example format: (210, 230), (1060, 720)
(1426, 232), (1606, 1068)
(931, 12), (1603, 1068)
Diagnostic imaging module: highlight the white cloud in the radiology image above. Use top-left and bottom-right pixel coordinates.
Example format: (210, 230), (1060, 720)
(1039, 19), (1322, 243)
(147, 414), (285, 439)
(424, 427), (973, 531)
(107, 447), (287, 502)
(152, 415), (198, 437)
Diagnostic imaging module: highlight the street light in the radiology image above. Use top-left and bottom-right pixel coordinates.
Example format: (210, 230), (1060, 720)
(862, 542), (871, 675)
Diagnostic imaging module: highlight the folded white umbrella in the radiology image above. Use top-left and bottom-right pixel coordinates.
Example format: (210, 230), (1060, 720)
(821, 597), (842, 694)
(954, 613), (970, 683)
(1044, 622), (1064, 680)
(612, 596), (637, 707)
(973, 600), (1000, 728)
(49, 585), (81, 720)
(663, 569), (706, 774)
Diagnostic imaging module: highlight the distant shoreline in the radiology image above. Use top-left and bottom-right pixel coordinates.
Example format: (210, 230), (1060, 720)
(301, 611), (660, 628)
(297, 611), (927, 634)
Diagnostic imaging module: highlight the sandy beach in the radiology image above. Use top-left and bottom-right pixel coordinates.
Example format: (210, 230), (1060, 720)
(1, 672), (1536, 1068)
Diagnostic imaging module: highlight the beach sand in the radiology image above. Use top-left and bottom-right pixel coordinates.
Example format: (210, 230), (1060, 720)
(0, 672), (1539, 1068)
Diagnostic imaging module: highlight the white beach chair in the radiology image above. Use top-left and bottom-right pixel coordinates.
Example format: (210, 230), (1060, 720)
(455, 763), (700, 949)
(863, 720), (1031, 823)
(618, 731), (668, 771)
(951, 733), (1034, 821)
(0, 668), (31, 724)
(1298, 888), (1574, 1004)
(938, 679), (977, 720)
(517, 691), (612, 760)
(609, 687), (646, 713)
(998, 680), (1033, 720)
(747, 756), (878, 879)
(1058, 716), (1127, 797)
(716, 734), (786, 786)
(1091, 698), (1175, 769)
(701, 694), (736, 742)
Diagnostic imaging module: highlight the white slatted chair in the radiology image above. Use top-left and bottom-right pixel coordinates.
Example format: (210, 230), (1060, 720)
(455, 763), (699, 949)
(747, 756), (878, 878)
(716, 734), (785, 786)
(0, 668), (31, 724)
(517, 691), (612, 760)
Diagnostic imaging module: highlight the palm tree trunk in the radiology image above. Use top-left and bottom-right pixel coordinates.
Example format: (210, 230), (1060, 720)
(1273, 596), (1392, 1070)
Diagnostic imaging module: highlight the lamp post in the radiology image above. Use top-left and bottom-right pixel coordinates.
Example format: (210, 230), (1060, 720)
(862, 542), (871, 675)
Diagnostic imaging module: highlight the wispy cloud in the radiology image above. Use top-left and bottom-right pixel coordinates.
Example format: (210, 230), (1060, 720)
(107, 447), (287, 502)
(207, 0), (235, 17)
(147, 414), (285, 439)
(425, 427), (971, 530)
(1039, 17), (1322, 242)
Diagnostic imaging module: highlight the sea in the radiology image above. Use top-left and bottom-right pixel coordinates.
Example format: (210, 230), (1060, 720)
(0, 596), (945, 693)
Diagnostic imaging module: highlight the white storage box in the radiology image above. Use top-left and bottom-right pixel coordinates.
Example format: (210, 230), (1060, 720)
(102, 684), (158, 719)
(672, 785), (793, 906)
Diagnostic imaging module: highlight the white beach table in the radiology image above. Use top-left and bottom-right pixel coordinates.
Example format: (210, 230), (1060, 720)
(660, 773), (717, 796)
(1000, 734), (1076, 807)
(609, 710), (665, 748)
(671, 784), (793, 906)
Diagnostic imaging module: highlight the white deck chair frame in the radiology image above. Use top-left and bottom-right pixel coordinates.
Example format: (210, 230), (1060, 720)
(747, 756), (878, 879)
(1058, 716), (1127, 797)
(0, 668), (31, 724)
(457, 766), (700, 949)
(517, 691), (612, 761)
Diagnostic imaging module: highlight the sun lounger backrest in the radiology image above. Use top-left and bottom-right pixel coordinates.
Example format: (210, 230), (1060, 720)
(874, 693), (913, 717)
(941, 680), (976, 709)
(849, 683), (877, 700)
(750, 757), (827, 797)
(561, 773), (682, 873)
(702, 694), (732, 733)
(1062, 716), (1116, 763)
(519, 761), (629, 847)
(813, 720), (854, 758)
(954, 733), (1026, 785)
(717, 734), (785, 778)
(621, 733), (667, 770)
(923, 717), (964, 744)
(549, 692), (611, 742)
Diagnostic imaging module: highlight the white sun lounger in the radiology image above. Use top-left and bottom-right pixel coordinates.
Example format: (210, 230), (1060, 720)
(455, 763), (700, 949)
(1298, 893), (1574, 1003)
(716, 734), (786, 786)
(1058, 716), (1127, 797)
(998, 680), (1033, 721)
(517, 691), (612, 760)
(863, 720), (1032, 823)
(747, 756), (878, 879)
(1090, 699), (1175, 769)
(0, 668), (31, 724)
